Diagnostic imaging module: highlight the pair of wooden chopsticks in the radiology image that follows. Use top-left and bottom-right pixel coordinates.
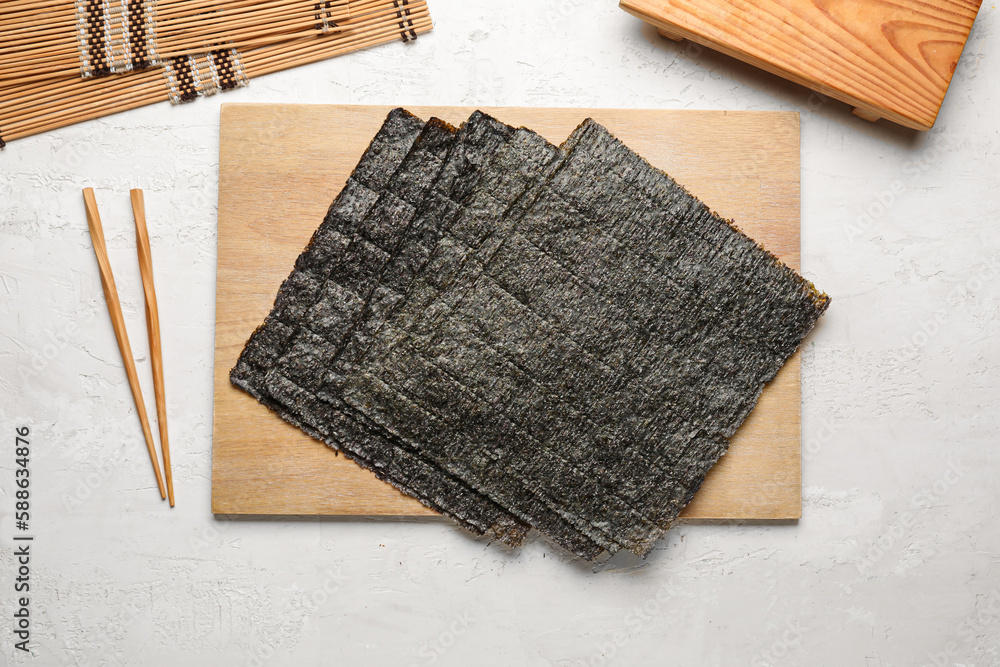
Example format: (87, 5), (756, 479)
(82, 188), (175, 507)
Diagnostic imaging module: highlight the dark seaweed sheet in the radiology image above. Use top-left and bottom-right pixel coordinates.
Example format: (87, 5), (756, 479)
(247, 111), (611, 558)
(232, 108), (423, 385)
(328, 126), (629, 557)
(337, 125), (619, 558)
(232, 109), (829, 561)
(334, 122), (664, 556)
(333, 117), (828, 558)
(231, 109), (532, 545)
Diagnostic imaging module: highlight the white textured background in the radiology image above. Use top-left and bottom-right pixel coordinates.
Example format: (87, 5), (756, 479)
(2, 2), (999, 665)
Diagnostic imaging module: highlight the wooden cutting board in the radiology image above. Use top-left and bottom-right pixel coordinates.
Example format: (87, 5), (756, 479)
(213, 104), (803, 520)
(620, 0), (981, 130)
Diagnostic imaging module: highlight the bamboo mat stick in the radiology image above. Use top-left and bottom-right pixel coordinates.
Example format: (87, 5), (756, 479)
(2, 76), (156, 116)
(244, 1), (431, 54)
(154, 18), (339, 46)
(155, 15), (331, 43)
(0, 7), (74, 19)
(1, 12), (76, 27)
(0, 31), (77, 47)
(155, 0), (347, 19)
(0, 63), (79, 81)
(131, 189), (174, 507)
(158, 27), (334, 56)
(0, 24), (74, 38)
(155, 0), (307, 16)
(81, 188), (167, 501)
(3, 90), (168, 139)
(4, 86), (165, 136)
(0, 9), (76, 21)
(0, 43), (78, 59)
(156, 0), (346, 29)
(0, 60), (78, 75)
(0, 3), (73, 15)
(153, 19), (351, 56)
(0, 44), (78, 61)
(243, 12), (431, 71)
(2, 73), (166, 133)
(245, 21), (433, 75)
(0, 68), (84, 87)
(0, 18), (77, 35)
(164, 1), (347, 25)
(0, 68), (155, 106)
(0, 8), (74, 23)
(0, 22), (78, 40)
(0, 0), (74, 14)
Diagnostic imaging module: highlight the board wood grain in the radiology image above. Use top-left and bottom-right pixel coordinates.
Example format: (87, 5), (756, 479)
(213, 104), (803, 520)
(620, 0), (982, 130)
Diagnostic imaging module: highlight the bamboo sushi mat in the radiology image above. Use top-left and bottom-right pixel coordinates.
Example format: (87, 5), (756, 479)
(0, 0), (433, 146)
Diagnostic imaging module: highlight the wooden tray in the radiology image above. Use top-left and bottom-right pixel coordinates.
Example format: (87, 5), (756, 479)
(620, 0), (982, 130)
(212, 104), (802, 520)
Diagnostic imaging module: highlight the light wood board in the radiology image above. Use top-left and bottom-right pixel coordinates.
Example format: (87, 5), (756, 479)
(620, 0), (981, 130)
(213, 104), (802, 520)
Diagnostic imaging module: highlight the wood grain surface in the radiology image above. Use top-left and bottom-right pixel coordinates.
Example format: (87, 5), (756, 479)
(620, 0), (982, 130)
(213, 104), (803, 520)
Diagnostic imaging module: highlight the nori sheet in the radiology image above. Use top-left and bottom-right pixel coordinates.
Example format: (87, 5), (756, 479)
(331, 117), (829, 558)
(231, 109), (533, 546)
(335, 125), (616, 558)
(332, 123), (655, 556)
(326, 126), (631, 557)
(242, 110), (614, 558)
(232, 109), (830, 561)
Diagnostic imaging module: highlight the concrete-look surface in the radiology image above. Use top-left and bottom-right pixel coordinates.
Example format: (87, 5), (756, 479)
(1, 2), (998, 665)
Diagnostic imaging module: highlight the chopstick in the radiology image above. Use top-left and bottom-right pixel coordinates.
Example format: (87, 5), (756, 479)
(131, 189), (174, 507)
(82, 188), (167, 500)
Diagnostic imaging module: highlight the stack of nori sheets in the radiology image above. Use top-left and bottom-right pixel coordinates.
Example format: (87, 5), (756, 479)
(231, 108), (830, 561)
